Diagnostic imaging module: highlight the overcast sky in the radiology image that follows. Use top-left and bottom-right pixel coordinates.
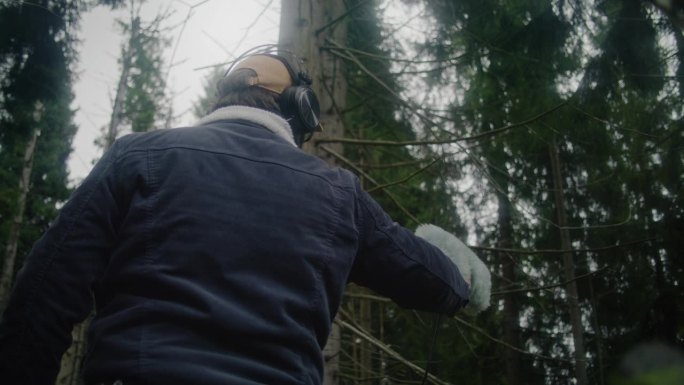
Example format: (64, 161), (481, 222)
(69, 0), (280, 182)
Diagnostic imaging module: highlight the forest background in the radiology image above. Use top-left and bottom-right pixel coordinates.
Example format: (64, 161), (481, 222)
(0, 0), (682, 385)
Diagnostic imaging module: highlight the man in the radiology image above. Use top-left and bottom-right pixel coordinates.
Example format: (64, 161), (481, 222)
(0, 47), (474, 385)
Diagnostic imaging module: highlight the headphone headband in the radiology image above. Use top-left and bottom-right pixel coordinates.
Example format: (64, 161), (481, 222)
(224, 44), (311, 88)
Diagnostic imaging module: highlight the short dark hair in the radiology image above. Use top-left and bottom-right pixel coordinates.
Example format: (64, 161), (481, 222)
(210, 68), (282, 115)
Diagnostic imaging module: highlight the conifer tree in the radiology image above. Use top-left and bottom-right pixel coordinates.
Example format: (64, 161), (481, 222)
(0, 0), (123, 308)
(412, 0), (683, 383)
(97, 0), (171, 151)
(196, 1), (683, 384)
(59, 1), (171, 382)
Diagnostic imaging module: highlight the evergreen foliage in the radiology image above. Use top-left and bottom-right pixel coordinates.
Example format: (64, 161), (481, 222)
(0, 0), (85, 301)
(192, 66), (224, 119)
(95, 0), (172, 151)
(397, 0), (684, 383)
(116, 8), (170, 133)
(331, 1), (472, 383)
(342, 0), (463, 232)
(0, 0), (125, 300)
(0, 0), (681, 383)
(293, 0), (684, 383)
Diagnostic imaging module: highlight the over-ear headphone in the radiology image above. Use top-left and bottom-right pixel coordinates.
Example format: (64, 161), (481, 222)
(225, 45), (321, 146)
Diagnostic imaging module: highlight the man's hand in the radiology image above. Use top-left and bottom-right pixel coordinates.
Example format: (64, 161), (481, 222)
(415, 224), (491, 315)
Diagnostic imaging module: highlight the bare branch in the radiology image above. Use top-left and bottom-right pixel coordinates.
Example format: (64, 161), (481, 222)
(362, 159), (432, 169)
(451, 316), (572, 363)
(343, 292), (391, 302)
(319, 44), (468, 65)
(164, 1), (202, 83)
(315, 0), (372, 36)
(319, 145), (420, 224)
(470, 237), (657, 255)
(202, 30), (234, 56)
(491, 266), (610, 296)
(367, 158), (439, 192)
(314, 102), (567, 147)
(326, 38), (409, 111)
(337, 315), (453, 385)
(233, 0), (276, 53)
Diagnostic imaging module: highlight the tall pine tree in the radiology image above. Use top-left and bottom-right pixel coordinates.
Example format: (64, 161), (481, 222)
(0, 0), (124, 307)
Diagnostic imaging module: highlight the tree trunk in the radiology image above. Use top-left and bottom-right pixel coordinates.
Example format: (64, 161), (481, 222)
(549, 137), (588, 385)
(104, 16), (139, 150)
(279, 0), (347, 162)
(57, 12), (142, 385)
(56, 323), (90, 385)
(280, 2), (348, 384)
(497, 191), (522, 385)
(105, 50), (130, 150)
(589, 278), (605, 385)
(0, 125), (40, 307)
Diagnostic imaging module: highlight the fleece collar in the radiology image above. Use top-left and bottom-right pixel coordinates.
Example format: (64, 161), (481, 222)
(197, 106), (296, 146)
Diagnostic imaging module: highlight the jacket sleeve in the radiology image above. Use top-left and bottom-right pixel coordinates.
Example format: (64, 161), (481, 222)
(0, 139), (129, 384)
(348, 183), (470, 316)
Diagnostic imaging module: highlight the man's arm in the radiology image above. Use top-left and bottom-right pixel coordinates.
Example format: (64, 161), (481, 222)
(0, 140), (129, 384)
(415, 224), (491, 315)
(348, 186), (470, 316)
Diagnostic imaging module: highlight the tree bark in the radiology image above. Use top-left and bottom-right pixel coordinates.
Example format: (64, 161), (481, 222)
(0, 126), (40, 307)
(589, 278), (605, 385)
(549, 137), (588, 385)
(279, 0), (347, 162)
(497, 191), (522, 385)
(280, 2), (348, 384)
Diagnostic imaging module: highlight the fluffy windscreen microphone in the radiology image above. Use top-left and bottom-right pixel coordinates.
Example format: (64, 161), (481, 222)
(415, 224), (491, 315)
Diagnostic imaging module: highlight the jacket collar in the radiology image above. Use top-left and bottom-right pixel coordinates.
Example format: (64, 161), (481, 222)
(197, 106), (296, 146)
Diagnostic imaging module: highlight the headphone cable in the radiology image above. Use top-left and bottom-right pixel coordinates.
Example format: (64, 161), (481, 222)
(421, 313), (443, 385)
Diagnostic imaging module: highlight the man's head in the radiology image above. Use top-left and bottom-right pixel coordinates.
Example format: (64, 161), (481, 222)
(211, 47), (321, 146)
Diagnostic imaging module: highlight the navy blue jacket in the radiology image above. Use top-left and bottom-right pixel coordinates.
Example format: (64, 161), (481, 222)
(0, 117), (469, 384)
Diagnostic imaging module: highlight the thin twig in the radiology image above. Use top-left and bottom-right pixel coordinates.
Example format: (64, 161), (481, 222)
(491, 266), (610, 296)
(362, 159), (432, 169)
(319, 145), (420, 224)
(202, 30), (234, 56)
(314, 102), (567, 147)
(319, 44), (468, 65)
(344, 292), (392, 302)
(232, 0), (275, 53)
(336, 316), (452, 385)
(470, 237), (656, 255)
(164, 0), (211, 83)
(451, 316), (572, 363)
(367, 158), (440, 193)
(315, 0), (372, 36)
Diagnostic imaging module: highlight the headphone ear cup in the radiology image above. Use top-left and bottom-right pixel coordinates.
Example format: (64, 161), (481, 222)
(279, 86), (298, 121)
(280, 86), (320, 139)
(295, 87), (320, 134)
